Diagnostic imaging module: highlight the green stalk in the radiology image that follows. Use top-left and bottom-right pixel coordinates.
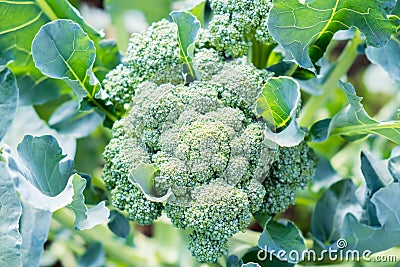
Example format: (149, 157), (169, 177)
(330, 121), (400, 136)
(249, 38), (277, 69)
(53, 208), (150, 266)
(299, 31), (363, 127)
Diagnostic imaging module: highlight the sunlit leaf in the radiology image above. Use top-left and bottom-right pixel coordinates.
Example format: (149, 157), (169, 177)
(310, 81), (400, 144)
(268, 0), (396, 71)
(0, 0), (100, 105)
(169, 11), (201, 79)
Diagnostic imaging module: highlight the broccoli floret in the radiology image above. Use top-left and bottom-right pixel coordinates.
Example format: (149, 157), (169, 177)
(102, 19), (182, 114)
(188, 232), (229, 263)
(102, 129), (164, 224)
(262, 141), (318, 214)
(209, 0), (274, 58)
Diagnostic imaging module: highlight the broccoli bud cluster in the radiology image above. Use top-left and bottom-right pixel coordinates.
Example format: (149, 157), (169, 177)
(102, 14), (317, 263)
(209, 0), (274, 58)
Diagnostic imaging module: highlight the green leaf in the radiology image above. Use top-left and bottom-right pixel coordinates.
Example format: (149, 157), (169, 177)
(256, 77), (305, 147)
(311, 179), (362, 245)
(0, 0), (100, 105)
(0, 66), (18, 142)
(19, 200), (52, 267)
(366, 32), (400, 82)
(310, 81), (400, 144)
(78, 242), (105, 267)
(129, 164), (173, 202)
(188, 0), (207, 26)
(0, 163), (22, 267)
(268, 0), (396, 71)
(169, 11), (201, 79)
(108, 210), (131, 238)
(389, 147), (400, 181)
(359, 151), (394, 226)
(4, 135), (77, 212)
(342, 182), (400, 252)
(226, 255), (243, 267)
(69, 174), (109, 231)
(256, 77), (300, 129)
(15, 135), (74, 197)
(32, 19), (118, 122)
(3, 106), (76, 159)
(105, 0), (173, 51)
(361, 151), (394, 196)
(258, 219), (306, 264)
(94, 40), (121, 82)
(48, 100), (105, 138)
(32, 19), (95, 81)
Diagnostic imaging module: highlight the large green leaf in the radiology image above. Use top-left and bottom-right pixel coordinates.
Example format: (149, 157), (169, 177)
(0, 0), (100, 105)
(0, 66), (18, 142)
(312, 149), (400, 254)
(366, 32), (400, 82)
(32, 19), (95, 82)
(310, 81), (400, 144)
(6, 140), (74, 209)
(5, 136), (107, 230)
(256, 77), (305, 147)
(311, 179), (362, 246)
(69, 174), (109, 231)
(268, 0), (396, 71)
(105, 0), (173, 51)
(13, 135), (74, 197)
(32, 19), (118, 122)
(342, 182), (400, 252)
(169, 11), (201, 79)
(258, 219), (306, 264)
(0, 163), (22, 267)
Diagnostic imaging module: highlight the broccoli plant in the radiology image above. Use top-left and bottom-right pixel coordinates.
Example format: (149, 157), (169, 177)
(0, 0), (400, 266)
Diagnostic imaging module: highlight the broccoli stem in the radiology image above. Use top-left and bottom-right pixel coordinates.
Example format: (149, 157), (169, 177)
(52, 208), (151, 266)
(248, 36), (277, 69)
(299, 30), (363, 127)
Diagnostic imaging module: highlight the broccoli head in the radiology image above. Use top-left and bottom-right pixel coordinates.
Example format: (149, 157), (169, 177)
(102, 11), (317, 262)
(208, 0), (274, 58)
(102, 57), (317, 262)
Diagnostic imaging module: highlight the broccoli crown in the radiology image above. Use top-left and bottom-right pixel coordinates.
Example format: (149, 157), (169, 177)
(102, 56), (318, 261)
(103, 19), (182, 114)
(208, 0), (274, 58)
(102, 16), (317, 262)
(261, 141), (318, 214)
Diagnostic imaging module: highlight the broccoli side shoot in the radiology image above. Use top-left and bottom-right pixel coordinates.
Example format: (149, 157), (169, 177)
(208, 0), (275, 68)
